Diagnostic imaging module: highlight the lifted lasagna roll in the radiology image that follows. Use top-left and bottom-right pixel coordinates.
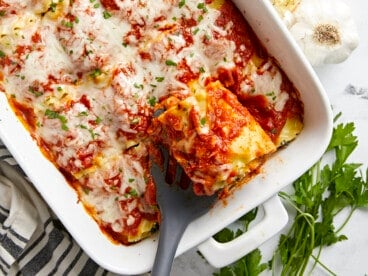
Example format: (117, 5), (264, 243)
(154, 81), (276, 196)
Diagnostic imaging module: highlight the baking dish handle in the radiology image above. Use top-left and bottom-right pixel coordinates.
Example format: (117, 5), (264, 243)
(197, 195), (288, 268)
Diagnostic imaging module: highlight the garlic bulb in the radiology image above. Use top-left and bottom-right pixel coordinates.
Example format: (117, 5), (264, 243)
(273, 0), (359, 67)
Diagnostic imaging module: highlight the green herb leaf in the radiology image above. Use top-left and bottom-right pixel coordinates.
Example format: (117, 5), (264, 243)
(213, 208), (267, 276)
(127, 188), (138, 197)
(155, 76), (165, 82)
(178, 0), (185, 8)
(134, 83), (144, 89)
(28, 86), (43, 97)
(103, 10), (112, 19)
(90, 68), (102, 78)
(213, 249), (267, 276)
(271, 117), (368, 275)
(49, 2), (57, 12)
(165, 59), (177, 66)
(78, 111), (89, 117)
(200, 117), (206, 126)
(45, 109), (59, 119)
(0, 50), (5, 58)
(83, 187), (91, 194)
(148, 96), (157, 107)
(95, 116), (102, 124)
(45, 109), (69, 131)
(213, 227), (234, 243)
(61, 20), (73, 29)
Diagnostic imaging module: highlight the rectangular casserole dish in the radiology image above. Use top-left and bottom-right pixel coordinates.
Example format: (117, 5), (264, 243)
(0, 0), (333, 274)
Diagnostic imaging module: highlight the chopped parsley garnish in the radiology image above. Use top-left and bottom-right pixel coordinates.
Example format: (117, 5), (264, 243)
(83, 187), (91, 194)
(62, 16), (79, 28)
(148, 96), (157, 107)
(49, 2), (57, 12)
(88, 129), (99, 140)
(45, 109), (60, 119)
(78, 124), (88, 129)
(103, 10), (112, 19)
(61, 20), (73, 29)
(134, 83), (144, 89)
(178, 0), (186, 8)
(89, 68), (102, 78)
(266, 91), (276, 101)
(130, 117), (140, 124)
(95, 116), (102, 124)
(200, 117), (206, 126)
(45, 109), (69, 131)
(0, 50), (6, 58)
(78, 124), (99, 140)
(197, 2), (208, 12)
(155, 76), (165, 82)
(15, 74), (26, 80)
(129, 188), (138, 197)
(165, 59), (177, 66)
(197, 3), (205, 9)
(28, 86), (43, 97)
(124, 188), (139, 198)
(78, 111), (89, 117)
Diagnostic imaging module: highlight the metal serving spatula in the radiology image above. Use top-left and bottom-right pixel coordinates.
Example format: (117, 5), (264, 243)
(150, 148), (217, 276)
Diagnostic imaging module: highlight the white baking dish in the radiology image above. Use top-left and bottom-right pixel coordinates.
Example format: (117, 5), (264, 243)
(0, 0), (333, 274)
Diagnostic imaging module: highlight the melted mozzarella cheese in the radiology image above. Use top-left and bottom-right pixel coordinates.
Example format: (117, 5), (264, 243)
(241, 60), (290, 112)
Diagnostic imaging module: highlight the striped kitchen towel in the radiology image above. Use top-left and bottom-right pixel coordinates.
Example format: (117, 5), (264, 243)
(0, 140), (119, 276)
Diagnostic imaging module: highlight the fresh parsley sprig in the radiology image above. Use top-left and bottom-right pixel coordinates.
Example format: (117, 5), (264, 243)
(271, 113), (368, 276)
(213, 208), (268, 276)
(213, 113), (368, 276)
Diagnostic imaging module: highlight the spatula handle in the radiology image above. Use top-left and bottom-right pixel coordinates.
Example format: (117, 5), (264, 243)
(151, 217), (188, 276)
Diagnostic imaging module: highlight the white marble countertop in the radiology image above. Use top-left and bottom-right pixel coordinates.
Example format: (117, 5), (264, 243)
(172, 0), (368, 275)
